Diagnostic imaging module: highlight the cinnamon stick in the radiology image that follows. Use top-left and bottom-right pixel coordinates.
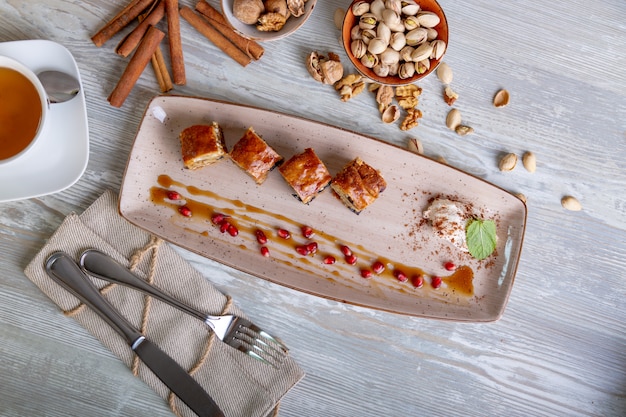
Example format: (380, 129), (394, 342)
(116, 0), (165, 57)
(91, 0), (156, 47)
(195, 0), (264, 60)
(152, 45), (173, 92)
(108, 25), (165, 107)
(179, 6), (251, 67)
(165, 0), (186, 85)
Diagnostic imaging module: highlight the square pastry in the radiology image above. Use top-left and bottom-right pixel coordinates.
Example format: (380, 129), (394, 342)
(331, 157), (387, 214)
(230, 127), (283, 184)
(279, 148), (332, 204)
(179, 122), (227, 170)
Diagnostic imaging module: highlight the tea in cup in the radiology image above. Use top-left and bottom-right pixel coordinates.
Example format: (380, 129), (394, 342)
(0, 56), (49, 165)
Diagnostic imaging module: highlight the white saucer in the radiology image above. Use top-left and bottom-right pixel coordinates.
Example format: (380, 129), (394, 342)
(0, 40), (88, 202)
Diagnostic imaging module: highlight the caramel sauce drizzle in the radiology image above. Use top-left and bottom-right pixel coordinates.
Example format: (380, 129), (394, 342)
(151, 175), (474, 297)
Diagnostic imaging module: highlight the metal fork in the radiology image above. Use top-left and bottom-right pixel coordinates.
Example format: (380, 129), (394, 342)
(79, 249), (288, 367)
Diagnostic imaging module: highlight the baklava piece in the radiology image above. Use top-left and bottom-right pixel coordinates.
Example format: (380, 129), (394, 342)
(331, 157), (387, 214)
(179, 122), (227, 170)
(230, 127), (283, 184)
(279, 148), (332, 204)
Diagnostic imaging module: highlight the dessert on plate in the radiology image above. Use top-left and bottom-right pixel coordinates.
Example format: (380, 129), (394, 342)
(179, 122), (227, 170)
(229, 127), (283, 184)
(331, 157), (386, 214)
(278, 147), (332, 204)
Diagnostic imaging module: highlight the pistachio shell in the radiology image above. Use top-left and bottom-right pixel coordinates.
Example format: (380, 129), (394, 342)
(382, 105), (401, 123)
(377, 22), (392, 44)
(430, 39), (446, 60)
(499, 153), (518, 172)
(493, 89), (510, 107)
(380, 47), (400, 66)
(351, 1), (370, 16)
(446, 108), (461, 130)
(405, 27), (428, 46)
(407, 137), (424, 154)
(398, 61), (415, 79)
(351, 39), (367, 59)
(417, 11), (440, 28)
(389, 32), (406, 51)
(436, 62), (453, 84)
(522, 151), (537, 173)
(368, 37), (388, 55)
(382, 9), (402, 28)
(385, 0), (402, 14)
(361, 52), (379, 68)
(370, 0), (386, 19)
(401, 0), (420, 16)
(411, 42), (433, 62)
(359, 13), (378, 30)
(561, 196), (582, 211)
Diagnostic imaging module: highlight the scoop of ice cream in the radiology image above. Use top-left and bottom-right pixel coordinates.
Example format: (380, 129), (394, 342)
(423, 198), (468, 251)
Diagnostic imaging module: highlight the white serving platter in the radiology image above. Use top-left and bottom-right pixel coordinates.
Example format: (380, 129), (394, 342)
(119, 95), (526, 321)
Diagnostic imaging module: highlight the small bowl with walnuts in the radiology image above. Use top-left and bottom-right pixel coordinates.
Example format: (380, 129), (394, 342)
(223, 0), (317, 41)
(342, 0), (448, 85)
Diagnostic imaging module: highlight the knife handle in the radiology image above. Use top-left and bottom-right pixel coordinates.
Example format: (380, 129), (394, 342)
(45, 251), (143, 346)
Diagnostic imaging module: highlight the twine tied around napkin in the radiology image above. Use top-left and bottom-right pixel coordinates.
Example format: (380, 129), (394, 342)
(24, 190), (304, 417)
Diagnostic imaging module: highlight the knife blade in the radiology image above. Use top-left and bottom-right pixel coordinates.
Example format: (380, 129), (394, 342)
(45, 251), (224, 417)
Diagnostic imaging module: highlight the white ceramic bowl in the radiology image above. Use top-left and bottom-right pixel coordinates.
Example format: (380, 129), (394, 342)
(0, 56), (49, 166)
(221, 0), (317, 41)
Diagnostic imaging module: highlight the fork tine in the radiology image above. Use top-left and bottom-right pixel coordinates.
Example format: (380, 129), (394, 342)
(236, 321), (289, 354)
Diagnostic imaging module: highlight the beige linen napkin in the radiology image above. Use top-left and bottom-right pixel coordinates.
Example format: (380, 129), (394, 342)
(24, 190), (304, 417)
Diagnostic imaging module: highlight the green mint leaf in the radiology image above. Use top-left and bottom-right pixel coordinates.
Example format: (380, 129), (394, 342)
(466, 218), (497, 260)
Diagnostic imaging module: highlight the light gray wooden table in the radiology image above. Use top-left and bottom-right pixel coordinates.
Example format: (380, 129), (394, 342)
(1, 1), (625, 416)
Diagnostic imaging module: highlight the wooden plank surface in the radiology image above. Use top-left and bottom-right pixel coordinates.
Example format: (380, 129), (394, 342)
(1, 0), (625, 416)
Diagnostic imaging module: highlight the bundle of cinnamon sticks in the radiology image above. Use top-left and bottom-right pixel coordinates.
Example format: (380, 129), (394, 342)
(92, 0), (265, 108)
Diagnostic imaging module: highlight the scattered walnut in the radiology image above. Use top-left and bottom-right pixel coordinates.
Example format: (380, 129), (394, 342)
(287, 0), (305, 17)
(306, 51), (344, 85)
(257, 12), (287, 31)
(400, 108), (423, 130)
(443, 86), (458, 106)
(395, 84), (422, 109)
(264, 0), (289, 18)
(335, 74), (365, 102)
(376, 85), (394, 113)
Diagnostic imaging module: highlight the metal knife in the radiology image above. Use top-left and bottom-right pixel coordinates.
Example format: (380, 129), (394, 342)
(45, 251), (225, 417)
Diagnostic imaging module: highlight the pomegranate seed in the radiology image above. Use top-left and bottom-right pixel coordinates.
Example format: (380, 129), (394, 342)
(411, 274), (424, 288)
(360, 269), (372, 279)
(167, 191), (181, 200)
(277, 228), (291, 239)
(260, 246), (270, 257)
(227, 224), (239, 237)
(211, 213), (226, 225)
(444, 261), (456, 271)
(372, 261), (385, 274)
(306, 242), (318, 254)
(219, 220), (230, 233)
(345, 254), (357, 265)
(393, 269), (408, 282)
(340, 245), (352, 256)
(255, 229), (268, 244)
(178, 206), (192, 217)
(323, 256), (336, 264)
(432, 276), (442, 289)
(301, 225), (314, 238)
(295, 245), (310, 256)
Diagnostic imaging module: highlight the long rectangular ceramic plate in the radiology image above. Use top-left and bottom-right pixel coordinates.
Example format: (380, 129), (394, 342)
(120, 95), (526, 322)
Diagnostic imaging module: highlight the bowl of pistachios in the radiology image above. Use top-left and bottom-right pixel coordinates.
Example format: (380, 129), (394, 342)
(342, 0), (448, 85)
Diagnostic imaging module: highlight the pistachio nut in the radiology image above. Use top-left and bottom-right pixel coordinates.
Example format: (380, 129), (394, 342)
(351, 25), (363, 40)
(368, 37), (388, 55)
(411, 42), (433, 62)
(361, 29), (376, 44)
(403, 15), (420, 31)
(436, 62), (453, 84)
(361, 51), (379, 68)
(401, 0), (420, 16)
(515, 193), (527, 203)
(398, 61), (416, 79)
(370, 0), (386, 19)
(405, 27), (428, 46)
(351, 39), (367, 59)
(415, 59), (430, 74)
(377, 22), (392, 44)
(407, 137), (424, 154)
(561, 196), (582, 211)
(385, 0), (402, 15)
(522, 151), (536, 173)
(430, 39), (446, 60)
(400, 45), (415, 62)
(389, 32), (406, 51)
(380, 47), (400, 66)
(388, 61), (400, 76)
(382, 9), (402, 29)
(446, 108), (461, 130)
(426, 28), (439, 41)
(416, 11), (440, 28)
(373, 63), (390, 77)
(359, 13), (378, 30)
(499, 153), (518, 172)
(351, 1), (370, 16)
(455, 125), (474, 136)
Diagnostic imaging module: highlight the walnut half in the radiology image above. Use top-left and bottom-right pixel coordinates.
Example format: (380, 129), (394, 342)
(306, 51), (344, 85)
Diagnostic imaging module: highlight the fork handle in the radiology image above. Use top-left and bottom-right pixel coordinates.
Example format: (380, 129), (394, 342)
(79, 249), (207, 323)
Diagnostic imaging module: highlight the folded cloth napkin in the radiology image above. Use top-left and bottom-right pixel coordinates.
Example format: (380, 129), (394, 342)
(24, 190), (304, 417)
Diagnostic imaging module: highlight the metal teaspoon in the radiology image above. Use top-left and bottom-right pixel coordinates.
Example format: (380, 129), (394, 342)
(37, 70), (80, 103)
